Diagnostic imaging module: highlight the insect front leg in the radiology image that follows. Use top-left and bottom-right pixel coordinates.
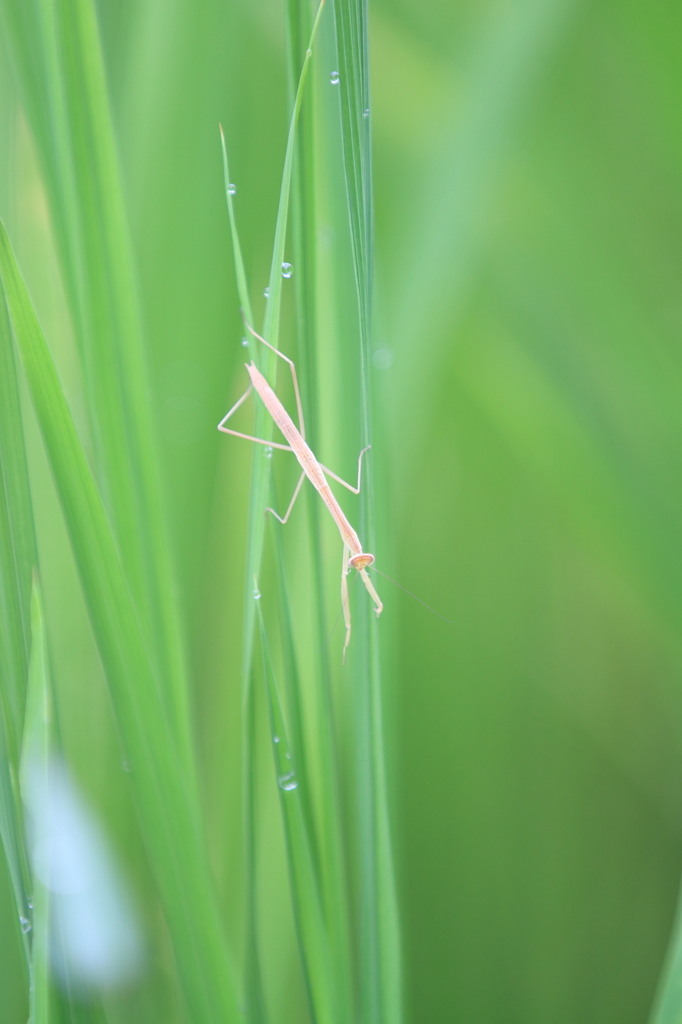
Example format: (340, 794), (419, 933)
(341, 543), (352, 664)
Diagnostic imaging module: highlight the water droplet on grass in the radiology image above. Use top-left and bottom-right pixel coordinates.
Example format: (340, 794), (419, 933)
(264, 287), (270, 298)
(253, 588), (261, 600)
(330, 71), (340, 85)
(241, 337), (249, 347)
(228, 183), (236, 196)
(20, 915), (31, 934)
(278, 772), (298, 791)
(282, 262), (293, 278)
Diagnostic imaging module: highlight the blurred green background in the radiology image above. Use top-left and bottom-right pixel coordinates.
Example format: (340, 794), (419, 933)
(2, 0), (682, 1022)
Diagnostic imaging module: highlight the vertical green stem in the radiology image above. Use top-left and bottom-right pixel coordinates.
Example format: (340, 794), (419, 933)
(332, 0), (401, 1020)
(286, 2), (356, 1020)
(0, 279), (35, 971)
(0, 0), (194, 772)
(222, 8), (327, 1018)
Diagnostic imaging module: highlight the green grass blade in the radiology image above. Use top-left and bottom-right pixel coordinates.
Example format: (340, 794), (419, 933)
(649, 907), (682, 1024)
(220, 10), (325, 1020)
(268, 511), (317, 863)
(261, 0), (327, 352)
(0, 1), (82, 320)
(21, 581), (52, 1024)
(284, 0), (330, 650)
(220, 0), (325, 669)
(58, 0), (193, 767)
(0, 727), (29, 967)
(368, 637), (402, 1024)
(220, 126), (254, 328)
(0, 265), (36, 768)
(388, 0), (574, 460)
(251, 10), (325, 1011)
(0, 278), (35, 968)
(0, 221), (239, 1024)
(332, 0), (372, 353)
(257, 607), (338, 1024)
(0, 0), (193, 771)
(332, 2), (401, 1021)
(269, 511), (356, 1023)
(219, 124), (267, 1024)
(242, 0), (326, 654)
(284, 6), (356, 1018)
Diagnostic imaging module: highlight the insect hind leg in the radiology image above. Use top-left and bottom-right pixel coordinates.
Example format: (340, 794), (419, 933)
(265, 471), (306, 524)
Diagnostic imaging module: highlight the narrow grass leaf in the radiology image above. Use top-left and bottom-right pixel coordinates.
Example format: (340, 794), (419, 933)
(0, 268), (35, 764)
(389, 0), (575, 464)
(0, 277), (36, 967)
(649, 908), (682, 1024)
(284, 0), (331, 668)
(220, 122), (268, 1024)
(220, 126), (255, 328)
(268, 510), (317, 859)
(257, 606), (338, 1024)
(244, 0), (327, 656)
(0, 221), (239, 1024)
(332, 2), (402, 1020)
(0, 727), (29, 965)
(20, 581), (52, 1024)
(0, 0), (193, 772)
(332, 0), (372, 352)
(221, 9), (326, 1020)
(284, 5), (356, 1017)
(284, 0), (330, 653)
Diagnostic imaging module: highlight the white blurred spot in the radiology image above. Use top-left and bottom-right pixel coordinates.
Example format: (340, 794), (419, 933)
(23, 755), (144, 990)
(372, 348), (394, 369)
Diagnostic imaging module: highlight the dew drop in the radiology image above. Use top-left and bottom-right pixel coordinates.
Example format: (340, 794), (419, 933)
(122, 760), (133, 773)
(253, 587), (261, 601)
(26, 897), (34, 910)
(281, 262), (293, 279)
(330, 71), (340, 85)
(278, 771), (298, 791)
(19, 915), (31, 934)
(273, 735), (280, 744)
(264, 287), (270, 299)
(241, 337), (249, 347)
(363, 108), (370, 118)
(306, 48), (312, 57)
(228, 183), (237, 196)
(264, 446), (273, 459)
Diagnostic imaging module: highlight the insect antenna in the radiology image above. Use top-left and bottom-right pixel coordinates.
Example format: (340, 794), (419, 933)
(368, 567), (452, 623)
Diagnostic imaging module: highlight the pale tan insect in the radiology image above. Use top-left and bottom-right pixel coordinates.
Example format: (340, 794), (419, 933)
(218, 322), (382, 659)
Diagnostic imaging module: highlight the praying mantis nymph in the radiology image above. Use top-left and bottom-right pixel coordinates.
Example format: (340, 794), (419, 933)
(218, 321), (382, 659)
